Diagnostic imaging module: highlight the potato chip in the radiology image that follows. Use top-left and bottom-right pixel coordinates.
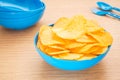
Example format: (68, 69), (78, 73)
(52, 25), (85, 39)
(78, 54), (97, 60)
(84, 46), (102, 54)
(53, 53), (84, 60)
(85, 20), (102, 32)
(65, 40), (86, 49)
(37, 40), (46, 53)
(71, 44), (99, 54)
(54, 17), (70, 28)
(49, 45), (66, 50)
(92, 47), (108, 55)
(52, 16), (86, 39)
(48, 50), (70, 56)
(37, 15), (113, 60)
(43, 44), (68, 56)
(88, 30), (113, 46)
(39, 25), (64, 45)
(71, 15), (87, 25)
(76, 33), (97, 43)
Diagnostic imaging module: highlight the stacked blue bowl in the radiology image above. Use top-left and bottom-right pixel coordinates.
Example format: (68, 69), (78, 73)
(0, 0), (45, 30)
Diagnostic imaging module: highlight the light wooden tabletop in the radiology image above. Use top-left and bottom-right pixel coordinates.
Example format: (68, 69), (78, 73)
(0, 0), (120, 80)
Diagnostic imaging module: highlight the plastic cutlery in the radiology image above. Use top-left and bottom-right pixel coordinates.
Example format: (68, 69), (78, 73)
(92, 8), (120, 19)
(97, 1), (120, 12)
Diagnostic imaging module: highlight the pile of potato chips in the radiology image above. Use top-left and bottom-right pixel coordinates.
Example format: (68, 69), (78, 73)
(37, 15), (113, 60)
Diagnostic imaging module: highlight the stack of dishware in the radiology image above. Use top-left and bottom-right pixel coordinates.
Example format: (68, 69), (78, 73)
(0, 0), (45, 30)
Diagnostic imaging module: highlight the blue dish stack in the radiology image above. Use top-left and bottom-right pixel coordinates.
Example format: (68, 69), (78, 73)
(0, 0), (45, 30)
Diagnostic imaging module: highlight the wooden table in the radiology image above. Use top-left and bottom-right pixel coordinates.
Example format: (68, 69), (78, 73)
(0, 0), (120, 80)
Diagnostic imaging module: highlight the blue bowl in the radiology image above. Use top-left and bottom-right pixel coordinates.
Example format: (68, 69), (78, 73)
(34, 32), (111, 71)
(0, 11), (44, 30)
(0, 1), (45, 19)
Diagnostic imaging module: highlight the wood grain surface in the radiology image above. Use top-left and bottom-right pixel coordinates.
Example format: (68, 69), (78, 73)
(0, 0), (120, 80)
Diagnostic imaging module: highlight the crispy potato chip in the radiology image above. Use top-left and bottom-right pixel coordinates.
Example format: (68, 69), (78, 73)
(37, 40), (46, 52)
(54, 17), (70, 28)
(52, 24), (85, 39)
(44, 45), (68, 56)
(70, 44), (99, 54)
(45, 47), (60, 54)
(76, 34), (97, 43)
(92, 47), (108, 55)
(39, 25), (64, 45)
(37, 15), (113, 60)
(85, 46), (102, 54)
(88, 30), (113, 46)
(71, 15), (86, 24)
(49, 45), (66, 50)
(85, 20), (102, 32)
(53, 53), (84, 60)
(78, 54), (97, 60)
(48, 50), (70, 56)
(52, 16), (86, 39)
(65, 41), (86, 49)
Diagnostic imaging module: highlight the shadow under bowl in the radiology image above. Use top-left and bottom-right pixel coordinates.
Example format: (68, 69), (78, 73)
(34, 32), (111, 71)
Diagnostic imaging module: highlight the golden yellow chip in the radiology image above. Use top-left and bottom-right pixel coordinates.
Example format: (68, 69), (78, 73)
(92, 47), (108, 55)
(78, 54), (97, 60)
(71, 15), (86, 24)
(54, 17), (69, 28)
(52, 16), (86, 39)
(52, 24), (85, 39)
(65, 41), (86, 49)
(48, 50), (70, 56)
(71, 44), (99, 54)
(39, 25), (64, 45)
(44, 45), (68, 56)
(37, 15), (113, 60)
(85, 20), (102, 32)
(37, 40), (46, 53)
(49, 45), (66, 50)
(53, 53), (84, 60)
(76, 34), (97, 43)
(88, 30), (113, 46)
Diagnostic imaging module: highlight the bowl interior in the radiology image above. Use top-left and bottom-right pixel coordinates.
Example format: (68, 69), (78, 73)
(0, 0), (45, 12)
(0, 9), (45, 19)
(0, 2), (45, 19)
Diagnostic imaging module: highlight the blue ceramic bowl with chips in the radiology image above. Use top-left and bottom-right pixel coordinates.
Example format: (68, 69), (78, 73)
(34, 32), (111, 71)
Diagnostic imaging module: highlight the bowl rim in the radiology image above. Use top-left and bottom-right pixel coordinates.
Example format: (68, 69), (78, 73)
(0, 2), (45, 19)
(28, 1), (46, 12)
(0, 1), (46, 12)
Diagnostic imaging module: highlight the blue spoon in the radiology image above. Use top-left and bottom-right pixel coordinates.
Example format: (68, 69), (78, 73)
(97, 1), (120, 12)
(92, 8), (120, 20)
